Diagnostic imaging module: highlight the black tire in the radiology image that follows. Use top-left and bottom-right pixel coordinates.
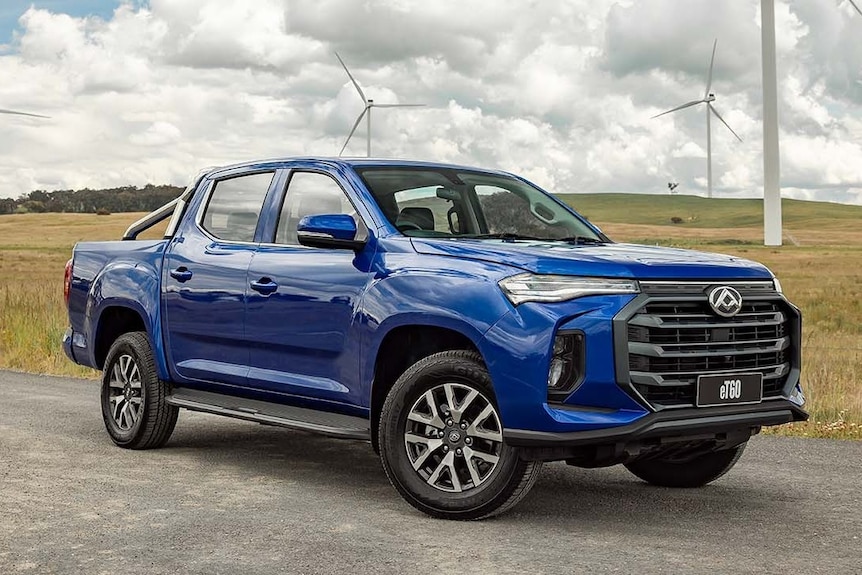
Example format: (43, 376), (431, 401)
(624, 442), (747, 488)
(100, 331), (178, 449)
(378, 350), (541, 520)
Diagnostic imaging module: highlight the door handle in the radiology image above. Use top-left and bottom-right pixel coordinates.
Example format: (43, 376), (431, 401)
(170, 267), (193, 282)
(250, 278), (278, 295)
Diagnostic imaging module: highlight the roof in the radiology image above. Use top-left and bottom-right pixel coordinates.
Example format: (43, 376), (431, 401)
(205, 156), (514, 178)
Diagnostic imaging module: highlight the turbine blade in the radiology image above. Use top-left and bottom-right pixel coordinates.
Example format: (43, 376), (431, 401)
(0, 108), (50, 118)
(651, 99), (705, 119)
(334, 52), (367, 103)
(704, 38), (717, 99)
(849, 0), (862, 16)
(709, 104), (742, 142)
(370, 103), (426, 108)
(339, 107), (368, 156)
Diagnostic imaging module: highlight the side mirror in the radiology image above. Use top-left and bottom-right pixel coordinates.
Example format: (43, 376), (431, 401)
(296, 214), (367, 250)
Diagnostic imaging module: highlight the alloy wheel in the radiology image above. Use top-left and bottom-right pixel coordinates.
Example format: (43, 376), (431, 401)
(404, 382), (503, 493)
(107, 354), (143, 431)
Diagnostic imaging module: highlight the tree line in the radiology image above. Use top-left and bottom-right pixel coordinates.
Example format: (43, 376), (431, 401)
(0, 184), (184, 215)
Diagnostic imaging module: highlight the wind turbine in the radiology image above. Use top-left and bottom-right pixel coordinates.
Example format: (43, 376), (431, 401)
(335, 52), (424, 157)
(1, 108), (49, 119)
(653, 39), (742, 199)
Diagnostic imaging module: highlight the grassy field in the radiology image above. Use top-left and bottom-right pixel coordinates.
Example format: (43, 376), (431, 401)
(1, 195), (860, 439)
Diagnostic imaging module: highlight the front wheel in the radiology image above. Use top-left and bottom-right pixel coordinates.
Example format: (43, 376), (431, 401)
(378, 350), (541, 520)
(100, 331), (178, 449)
(624, 442), (747, 488)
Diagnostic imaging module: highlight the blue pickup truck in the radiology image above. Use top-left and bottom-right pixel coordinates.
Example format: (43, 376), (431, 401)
(63, 157), (807, 519)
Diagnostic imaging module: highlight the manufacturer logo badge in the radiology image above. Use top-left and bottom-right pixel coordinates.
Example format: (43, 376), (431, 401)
(708, 286), (743, 317)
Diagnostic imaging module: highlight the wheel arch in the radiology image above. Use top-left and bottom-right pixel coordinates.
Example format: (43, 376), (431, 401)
(85, 258), (168, 379)
(92, 305), (149, 370)
(368, 321), (486, 453)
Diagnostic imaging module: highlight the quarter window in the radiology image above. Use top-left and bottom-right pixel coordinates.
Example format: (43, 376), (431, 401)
(200, 172), (273, 242)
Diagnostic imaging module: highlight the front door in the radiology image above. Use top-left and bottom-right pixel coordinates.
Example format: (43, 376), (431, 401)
(162, 170), (275, 387)
(244, 170), (375, 408)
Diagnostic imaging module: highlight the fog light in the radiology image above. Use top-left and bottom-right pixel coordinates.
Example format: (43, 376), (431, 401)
(547, 332), (585, 400)
(548, 357), (566, 388)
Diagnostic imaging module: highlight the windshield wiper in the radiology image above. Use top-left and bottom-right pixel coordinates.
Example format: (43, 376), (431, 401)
(551, 236), (606, 245)
(465, 233), (543, 241)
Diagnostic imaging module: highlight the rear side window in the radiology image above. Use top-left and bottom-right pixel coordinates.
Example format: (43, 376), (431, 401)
(201, 172), (274, 242)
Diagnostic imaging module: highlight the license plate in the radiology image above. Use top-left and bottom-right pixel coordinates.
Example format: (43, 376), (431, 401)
(696, 373), (763, 407)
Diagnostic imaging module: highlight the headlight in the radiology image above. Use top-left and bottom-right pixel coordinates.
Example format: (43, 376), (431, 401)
(498, 273), (640, 305)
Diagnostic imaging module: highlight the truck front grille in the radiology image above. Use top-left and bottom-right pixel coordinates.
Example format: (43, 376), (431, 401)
(622, 294), (795, 409)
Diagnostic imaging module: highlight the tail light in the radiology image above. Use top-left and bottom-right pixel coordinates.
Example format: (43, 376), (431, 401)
(64, 258), (73, 305)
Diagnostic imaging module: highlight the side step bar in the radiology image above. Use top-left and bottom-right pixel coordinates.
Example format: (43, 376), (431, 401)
(166, 388), (370, 441)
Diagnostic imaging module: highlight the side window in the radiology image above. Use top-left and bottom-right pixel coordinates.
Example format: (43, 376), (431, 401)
(201, 172), (273, 242)
(275, 172), (356, 245)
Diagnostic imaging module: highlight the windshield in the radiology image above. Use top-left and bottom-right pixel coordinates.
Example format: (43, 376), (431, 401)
(355, 167), (604, 242)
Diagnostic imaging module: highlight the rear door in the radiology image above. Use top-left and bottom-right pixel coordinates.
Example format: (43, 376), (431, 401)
(162, 169), (276, 387)
(244, 169), (376, 407)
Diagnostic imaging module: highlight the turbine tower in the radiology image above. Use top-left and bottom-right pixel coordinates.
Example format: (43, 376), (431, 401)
(335, 52), (424, 157)
(759, 0), (861, 246)
(761, 0), (782, 246)
(653, 39), (742, 199)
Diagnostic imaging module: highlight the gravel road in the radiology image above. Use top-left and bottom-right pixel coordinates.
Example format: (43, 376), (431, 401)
(1, 370), (860, 574)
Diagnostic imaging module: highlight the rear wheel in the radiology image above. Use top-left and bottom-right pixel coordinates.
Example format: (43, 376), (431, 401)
(624, 442), (747, 488)
(100, 331), (178, 449)
(378, 350), (541, 520)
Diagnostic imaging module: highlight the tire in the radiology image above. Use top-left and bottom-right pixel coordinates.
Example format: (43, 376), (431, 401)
(624, 442), (747, 488)
(378, 350), (542, 520)
(100, 331), (178, 449)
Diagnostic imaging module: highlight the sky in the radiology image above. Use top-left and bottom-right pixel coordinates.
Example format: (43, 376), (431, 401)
(0, 0), (861, 204)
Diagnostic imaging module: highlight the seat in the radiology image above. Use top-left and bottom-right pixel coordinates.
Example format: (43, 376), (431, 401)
(397, 207), (434, 231)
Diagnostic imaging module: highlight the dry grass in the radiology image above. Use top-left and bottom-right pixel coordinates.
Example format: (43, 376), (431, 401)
(1, 210), (860, 439)
(0, 213), (164, 378)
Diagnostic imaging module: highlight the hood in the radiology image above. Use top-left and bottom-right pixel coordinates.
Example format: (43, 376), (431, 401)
(410, 239), (773, 280)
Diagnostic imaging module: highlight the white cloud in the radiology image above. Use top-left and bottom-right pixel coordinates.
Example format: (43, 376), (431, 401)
(0, 0), (860, 205)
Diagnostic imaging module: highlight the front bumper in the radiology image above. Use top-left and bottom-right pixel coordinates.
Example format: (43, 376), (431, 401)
(504, 399), (808, 463)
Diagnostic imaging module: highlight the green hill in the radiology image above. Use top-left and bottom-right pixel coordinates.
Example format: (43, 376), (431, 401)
(557, 193), (862, 229)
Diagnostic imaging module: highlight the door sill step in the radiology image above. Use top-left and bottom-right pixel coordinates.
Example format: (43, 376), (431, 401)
(166, 388), (370, 441)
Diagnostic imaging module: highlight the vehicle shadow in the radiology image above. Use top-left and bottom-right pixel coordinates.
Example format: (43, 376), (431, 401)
(159, 413), (801, 531)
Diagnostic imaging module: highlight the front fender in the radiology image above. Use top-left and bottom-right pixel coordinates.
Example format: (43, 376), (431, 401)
(358, 263), (514, 403)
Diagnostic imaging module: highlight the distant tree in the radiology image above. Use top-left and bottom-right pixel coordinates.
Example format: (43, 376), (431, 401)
(20, 200), (46, 213)
(1, 184), (184, 216)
